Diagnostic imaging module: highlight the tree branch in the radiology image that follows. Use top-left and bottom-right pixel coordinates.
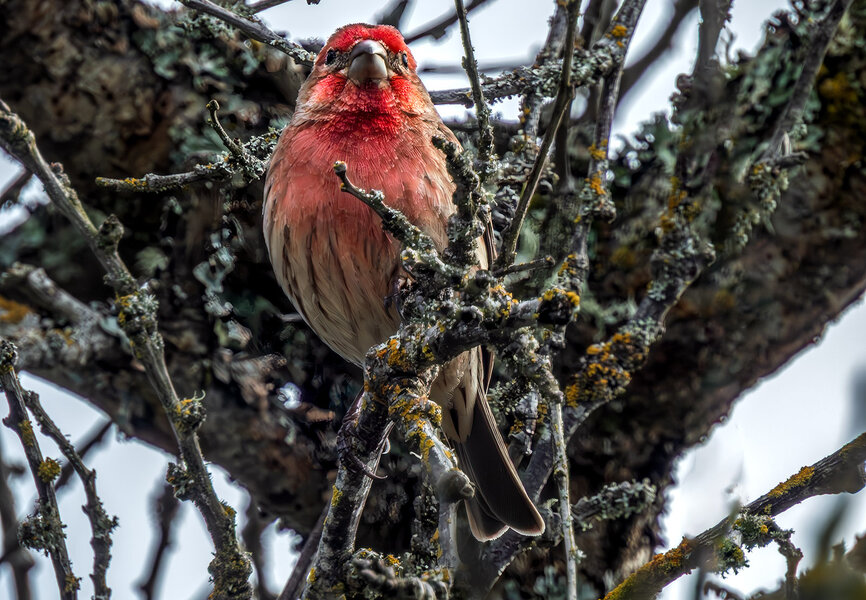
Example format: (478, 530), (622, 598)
(761, 0), (854, 160)
(619, 0), (699, 102)
(54, 421), (113, 491)
(22, 387), (117, 599)
(0, 100), (252, 599)
(0, 341), (78, 599)
(178, 0), (315, 66)
(453, 0), (494, 178)
(495, 0), (581, 270)
(0, 436), (33, 600)
(95, 164), (231, 193)
(137, 482), (180, 600)
(0, 167), (32, 207)
(403, 0), (495, 44)
(603, 430), (866, 599)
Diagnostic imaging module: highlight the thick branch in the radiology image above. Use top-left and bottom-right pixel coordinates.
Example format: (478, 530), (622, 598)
(603, 430), (866, 599)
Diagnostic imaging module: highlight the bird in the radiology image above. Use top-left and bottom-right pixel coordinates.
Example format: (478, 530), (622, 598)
(263, 23), (544, 541)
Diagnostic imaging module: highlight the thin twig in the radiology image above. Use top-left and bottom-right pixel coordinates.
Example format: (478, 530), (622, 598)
(0, 168), (32, 206)
(207, 100), (247, 161)
(1, 263), (102, 328)
(242, 502), (275, 600)
(571, 479), (656, 531)
(760, 0), (853, 160)
(0, 436), (34, 600)
(403, 0), (495, 43)
(248, 0), (296, 13)
(376, 0), (411, 28)
(278, 503), (327, 600)
(454, 0), (494, 177)
(429, 31), (616, 107)
(695, 0), (731, 77)
(95, 163), (231, 193)
(551, 402), (578, 600)
(495, 0), (581, 271)
(0, 340), (77, 599)
(23, 389), (117, 599)
(559, 0), (647, 292)
(0, 263), (119, 374)
(302, 392), (392, 598)
(333, 161), (453, 277)
(492, 255), (554, 277)
(54, 420), (112, 491)
(137, 482), (180, 600)
(0, 100), (252, 599)
(619, 0), (699, 102)
(178, 0), (315, 66)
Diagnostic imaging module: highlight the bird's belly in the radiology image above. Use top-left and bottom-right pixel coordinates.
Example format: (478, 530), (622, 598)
(270, 201), (402, 366)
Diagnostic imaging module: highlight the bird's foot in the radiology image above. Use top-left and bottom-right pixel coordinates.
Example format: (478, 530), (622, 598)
(337, 421), (394, 481)
(384, 274), (412, 318)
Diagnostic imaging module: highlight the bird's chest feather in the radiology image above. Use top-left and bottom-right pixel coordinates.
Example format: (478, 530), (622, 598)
(267, 117), (453, 261)
(263, 113), (454, 362)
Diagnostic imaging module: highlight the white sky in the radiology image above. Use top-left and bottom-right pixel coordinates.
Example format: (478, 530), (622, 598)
(2, 1), (865, 599)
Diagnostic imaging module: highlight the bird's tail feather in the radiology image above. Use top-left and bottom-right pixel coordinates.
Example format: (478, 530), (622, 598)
(454, 393), (545, 541)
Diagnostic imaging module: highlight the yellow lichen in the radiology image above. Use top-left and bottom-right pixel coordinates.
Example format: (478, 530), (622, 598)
(564, 383), (580, 407)
(38, 458), (61, 483)
(587, 171), (607, 196)
(558, 254), (578, 276)
(220, 501), (236, 520)
(330, 485), (344, 507)
(376, 338), (413, 371)
(64, 573), (81, 593)
(0, 296), (31, 324)
(19, 419), (35, 447)
(541, 287), (581, 308)
(602, 538), (693, 600)
(418, 434), (435, 462)
(768, 466), (815, 498)
(588, 142), (607, 161)
(610, 24), (628, 38)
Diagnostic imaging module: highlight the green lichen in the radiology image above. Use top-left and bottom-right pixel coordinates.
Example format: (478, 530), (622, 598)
(717, 538), (748, 575)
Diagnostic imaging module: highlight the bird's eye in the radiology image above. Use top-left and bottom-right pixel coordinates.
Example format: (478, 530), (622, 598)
(325, 49), (337, 65)
(401, 52), (409, 68)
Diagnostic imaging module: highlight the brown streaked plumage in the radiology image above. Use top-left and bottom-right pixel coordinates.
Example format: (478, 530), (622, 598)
(263, 23), (544, 541)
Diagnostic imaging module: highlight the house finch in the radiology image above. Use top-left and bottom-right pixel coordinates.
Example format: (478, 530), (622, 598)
(263, 23), (543, 541)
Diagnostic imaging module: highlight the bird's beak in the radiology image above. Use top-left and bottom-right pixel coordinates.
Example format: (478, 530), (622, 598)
(347, 40), (389, 86)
